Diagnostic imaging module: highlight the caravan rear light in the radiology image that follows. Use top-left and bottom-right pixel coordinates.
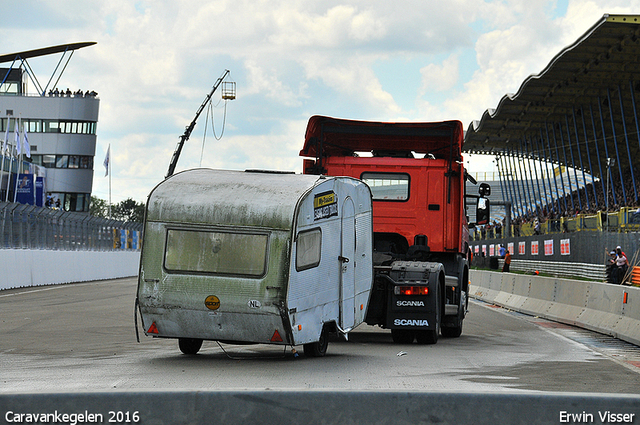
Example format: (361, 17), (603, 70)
(394, 286), (428, 296)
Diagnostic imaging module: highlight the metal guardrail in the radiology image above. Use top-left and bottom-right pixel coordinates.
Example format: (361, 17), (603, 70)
(504, 259), (605, 281)
(472, 255), (606, 281)
(0, 201), (142, 251)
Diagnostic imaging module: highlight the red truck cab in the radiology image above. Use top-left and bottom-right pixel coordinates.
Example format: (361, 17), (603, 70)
(301, 116), (475, 342)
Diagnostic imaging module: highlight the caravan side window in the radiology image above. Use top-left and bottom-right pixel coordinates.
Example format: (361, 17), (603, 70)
(164, 229), (268, 277)
(296, 228), (322, 271)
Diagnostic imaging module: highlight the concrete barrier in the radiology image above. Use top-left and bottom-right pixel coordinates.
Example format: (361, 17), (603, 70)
(1, 391), (640, 425)
(0, 250), (140, 291)
(471, 269), (640, 347)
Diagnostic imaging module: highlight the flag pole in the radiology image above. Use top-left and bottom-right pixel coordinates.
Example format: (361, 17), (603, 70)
(13, 116), (22, 203)
(109, 154), (112, 219)
(104, 144), (111, 219)
(5, 128), (12, 202)
(1, 117), (8, 201)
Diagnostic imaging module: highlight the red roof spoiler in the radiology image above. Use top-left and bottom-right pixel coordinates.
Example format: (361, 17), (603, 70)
(300, 115), (464, 159)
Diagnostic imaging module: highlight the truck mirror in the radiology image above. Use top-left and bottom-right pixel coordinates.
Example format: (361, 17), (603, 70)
(479, 182), (491, 197)
(476, 197), (490, 226)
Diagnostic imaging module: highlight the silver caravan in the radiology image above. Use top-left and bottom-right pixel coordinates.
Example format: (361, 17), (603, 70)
(136, 169), (373, 357)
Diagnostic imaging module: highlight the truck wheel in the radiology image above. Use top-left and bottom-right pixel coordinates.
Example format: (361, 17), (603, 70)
(391, 329), (414, 344)
(178, 338), (203, 355)
(441, 325), (462, 338)
(304, 325), (329, 357)
(416, 279), (440, 344)
(416, 329), (438, 344)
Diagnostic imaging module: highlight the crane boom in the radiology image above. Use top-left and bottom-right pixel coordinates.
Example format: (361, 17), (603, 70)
(165, 69), (230, 178)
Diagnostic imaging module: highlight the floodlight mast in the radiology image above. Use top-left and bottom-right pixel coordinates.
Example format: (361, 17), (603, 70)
(166, 69), (232, 178)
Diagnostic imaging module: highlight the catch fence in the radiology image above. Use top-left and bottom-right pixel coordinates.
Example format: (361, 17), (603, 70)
(0, 201), (142, 251)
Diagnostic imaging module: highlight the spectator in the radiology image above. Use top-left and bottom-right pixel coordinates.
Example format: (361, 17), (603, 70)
(605, 251), (617, 284)
(614, 246), (629, 284)
(499, 244), (506, 258)
(502, 250), (511, 273)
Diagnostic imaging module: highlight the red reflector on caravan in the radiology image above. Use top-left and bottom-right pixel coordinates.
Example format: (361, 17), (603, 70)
(271, 330), (283, 342)
(147, 322), (159, 334)
(394, 286), (429, 296)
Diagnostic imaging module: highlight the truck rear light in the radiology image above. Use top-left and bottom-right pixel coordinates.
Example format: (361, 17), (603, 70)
(394, 286), (428, 296)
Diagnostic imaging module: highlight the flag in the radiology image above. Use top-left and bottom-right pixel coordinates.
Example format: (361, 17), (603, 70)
(2, 118), (8, 156)
(15, 125), (20, 156)
(103, 144), (110, 176)
(23, 127), (31, 158)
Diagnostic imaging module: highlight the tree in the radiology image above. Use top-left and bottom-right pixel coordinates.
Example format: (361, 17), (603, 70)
(90, 196), (109, 218)
(90, 196), (145, 223)
(112, 198), (145, 223)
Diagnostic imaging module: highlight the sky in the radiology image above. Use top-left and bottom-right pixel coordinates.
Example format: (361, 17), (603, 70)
(4, 0), (640, 204)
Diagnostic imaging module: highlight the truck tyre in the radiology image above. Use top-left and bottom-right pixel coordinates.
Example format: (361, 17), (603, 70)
(304, 325), (329, 357)
(179, 338), (203, 355)
(442, 275), (466, 338)
(391, 329), (415, 344)
(441, 324), (462, 338)
(416, 277), (440, 344)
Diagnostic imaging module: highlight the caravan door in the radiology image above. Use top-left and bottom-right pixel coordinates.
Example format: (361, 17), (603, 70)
(340, 197), (356, 330)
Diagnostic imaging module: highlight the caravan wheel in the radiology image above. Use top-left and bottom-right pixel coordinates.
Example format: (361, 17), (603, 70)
(303, 326), (329, 357)
(179, 338), (203, 355)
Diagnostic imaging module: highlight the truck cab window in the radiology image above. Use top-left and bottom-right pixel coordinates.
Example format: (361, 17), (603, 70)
(361, 172), (410, 201)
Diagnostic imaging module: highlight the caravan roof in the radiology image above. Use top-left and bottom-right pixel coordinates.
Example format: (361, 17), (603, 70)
(146, 169), (323, 229)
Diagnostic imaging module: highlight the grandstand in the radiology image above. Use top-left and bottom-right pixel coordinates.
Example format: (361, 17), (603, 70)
(464, 14), (640, 278)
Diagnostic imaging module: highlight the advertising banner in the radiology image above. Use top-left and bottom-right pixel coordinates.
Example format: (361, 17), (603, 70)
(531, 240), (539, 256)
(518, 241), (526, 255)
(35, 177), (45, 207)
(15, 174), (34, 205)
(560, 238), (571, 255)
(544, 239), (554, 256)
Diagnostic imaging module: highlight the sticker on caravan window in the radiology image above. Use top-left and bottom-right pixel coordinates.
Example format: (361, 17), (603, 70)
(314, 191), (338, 221)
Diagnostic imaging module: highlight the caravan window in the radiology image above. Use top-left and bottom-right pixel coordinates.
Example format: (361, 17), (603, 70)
(164, 229), (268, 277)
(296, 228), (322, 271)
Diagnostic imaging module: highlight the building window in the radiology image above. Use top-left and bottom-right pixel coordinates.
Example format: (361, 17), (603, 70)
(56, 155), (68, 168)
(42, 155), (56, 168)
(68, 155), (79, 169)
(48, 192), (90, 212)
(32, 154), (94, 169)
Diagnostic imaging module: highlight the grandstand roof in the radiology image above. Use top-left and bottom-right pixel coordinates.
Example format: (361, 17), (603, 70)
(464, 14), (640, 182)
(0, 42), (96, 64)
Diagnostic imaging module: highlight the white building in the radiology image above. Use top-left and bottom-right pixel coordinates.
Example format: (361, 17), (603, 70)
(0, 42), (99, 212)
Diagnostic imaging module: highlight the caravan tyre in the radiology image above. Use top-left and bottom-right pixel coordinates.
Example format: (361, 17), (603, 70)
(179, 338), (203, 355)
(304, 326), (329, 357)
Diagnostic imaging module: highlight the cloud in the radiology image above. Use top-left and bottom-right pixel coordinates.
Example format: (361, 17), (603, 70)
(419, 55), (460, 95)
(5, 0), (640, 204)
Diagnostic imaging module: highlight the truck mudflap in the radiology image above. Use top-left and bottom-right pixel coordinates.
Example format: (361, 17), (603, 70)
(366, 260), (444, 343)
